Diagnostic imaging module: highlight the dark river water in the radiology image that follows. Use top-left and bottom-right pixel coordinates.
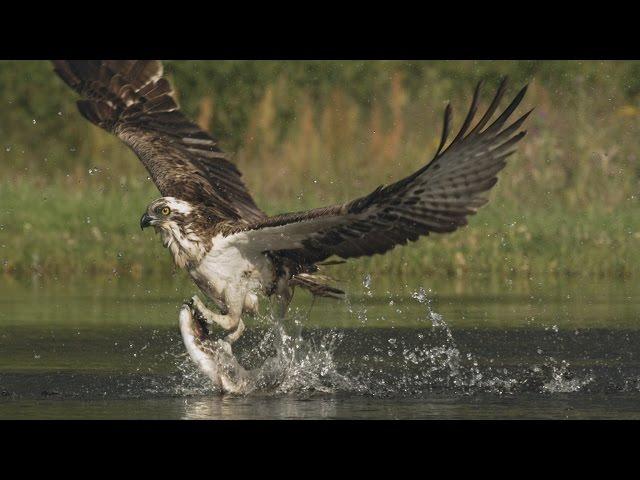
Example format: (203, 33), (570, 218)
(1, 273), (639, 419)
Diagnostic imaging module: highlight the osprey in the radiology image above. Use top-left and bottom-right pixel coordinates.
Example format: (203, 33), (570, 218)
(53, 60), (530, 345)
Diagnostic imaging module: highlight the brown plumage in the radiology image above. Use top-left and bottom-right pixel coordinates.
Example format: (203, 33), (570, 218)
(52, 60), (265, 222)
(52, 60), (530, 313)
(234, 79), (531, 264)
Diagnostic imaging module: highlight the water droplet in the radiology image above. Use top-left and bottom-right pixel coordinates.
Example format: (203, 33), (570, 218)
(412, 287), (427, 304)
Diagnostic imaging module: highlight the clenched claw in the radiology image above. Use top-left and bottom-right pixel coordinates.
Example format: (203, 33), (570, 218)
(224, 318), (245, 345)
(190, 294), (245, 344)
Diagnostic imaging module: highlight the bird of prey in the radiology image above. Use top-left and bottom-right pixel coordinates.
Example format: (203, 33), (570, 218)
(52, 60), (530, 345)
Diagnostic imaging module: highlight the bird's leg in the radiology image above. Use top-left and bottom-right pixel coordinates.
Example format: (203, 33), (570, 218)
(192, 294), (228, 315)
(267, 283), (293, 352)
(224, 317), (245, 344)
(271, 277), (293, 322)
(274, 293), (292, 321)
(190, 295), (228, 325)
(276, 279), (293, 322)
(190, 295), (245, 345)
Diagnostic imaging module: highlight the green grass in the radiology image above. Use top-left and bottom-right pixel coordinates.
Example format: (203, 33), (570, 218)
(1, 60), (639, 280)
(1, 178), (637, 279)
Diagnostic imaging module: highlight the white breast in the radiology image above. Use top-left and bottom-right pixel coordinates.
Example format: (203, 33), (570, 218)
(189, 232), (274, 307)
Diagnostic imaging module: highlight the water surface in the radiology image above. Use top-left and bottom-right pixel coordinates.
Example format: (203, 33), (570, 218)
(1, 273), (639, 419)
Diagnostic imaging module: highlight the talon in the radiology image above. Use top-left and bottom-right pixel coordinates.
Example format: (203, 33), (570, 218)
(192, 306), (208, 325)
(183, 298), (195, 311)
(224, 319), (245, 345)
(216, 339), (233, 355)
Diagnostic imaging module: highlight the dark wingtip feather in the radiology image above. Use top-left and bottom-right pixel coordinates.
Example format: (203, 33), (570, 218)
(451, 80), (484, 145)
(509, 84), (529, 112)
(469, 78), (508, 135)
(436, 103), (452, 156)
(52, 61), (81, 91)
(520, 107), (534, 121)
(481, 82), (530, 137)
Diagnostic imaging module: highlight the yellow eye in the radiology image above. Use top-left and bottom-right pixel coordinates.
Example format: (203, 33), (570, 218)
(161, 207), (170, 216)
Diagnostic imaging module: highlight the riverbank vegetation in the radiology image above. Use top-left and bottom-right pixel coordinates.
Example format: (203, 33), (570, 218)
(1, 61), (638, 280)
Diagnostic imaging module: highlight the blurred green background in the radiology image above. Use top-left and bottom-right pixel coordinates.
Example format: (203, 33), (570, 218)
(0, 60), (638, 280)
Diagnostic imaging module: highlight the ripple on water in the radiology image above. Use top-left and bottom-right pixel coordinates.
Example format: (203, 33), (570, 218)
(166, 288), (598, 398)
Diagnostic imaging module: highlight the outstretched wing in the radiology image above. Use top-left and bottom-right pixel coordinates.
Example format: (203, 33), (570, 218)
(235, 79), (531, 263)
(52, 60), (265, 221)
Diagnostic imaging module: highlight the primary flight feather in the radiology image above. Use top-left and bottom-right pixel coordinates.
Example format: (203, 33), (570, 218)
(52, 60), (530, 343)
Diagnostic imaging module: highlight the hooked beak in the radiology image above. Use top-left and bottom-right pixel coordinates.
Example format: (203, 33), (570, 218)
(140, 212), (153, 230)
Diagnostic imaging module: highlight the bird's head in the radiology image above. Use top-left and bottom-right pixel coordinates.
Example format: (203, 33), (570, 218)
(140, 197), (206, 268)
(140, 197), (194, 233)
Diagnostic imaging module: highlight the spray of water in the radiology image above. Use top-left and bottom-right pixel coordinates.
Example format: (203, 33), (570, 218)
(169, 278), (594, 397)
(171, 306), (356, 396)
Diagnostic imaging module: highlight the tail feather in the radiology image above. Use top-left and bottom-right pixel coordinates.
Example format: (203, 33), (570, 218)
(291, 272), (345, 299)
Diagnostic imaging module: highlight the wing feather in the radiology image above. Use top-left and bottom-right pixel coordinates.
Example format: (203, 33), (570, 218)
(52, 60), (265, 221)
(235, 79), (530, 263)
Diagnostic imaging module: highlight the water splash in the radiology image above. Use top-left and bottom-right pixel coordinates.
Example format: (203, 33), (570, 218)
(541, 359), (593, 393)
(362, 273), (373, 297)
(169, 283), (595, 397)
(174, 307), (355, 396)
(255, 322), (355, 395)
(340, 285), (595, 396)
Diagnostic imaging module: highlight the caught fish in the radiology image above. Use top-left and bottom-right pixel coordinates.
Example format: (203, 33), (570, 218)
(178, 304), (250, 394)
